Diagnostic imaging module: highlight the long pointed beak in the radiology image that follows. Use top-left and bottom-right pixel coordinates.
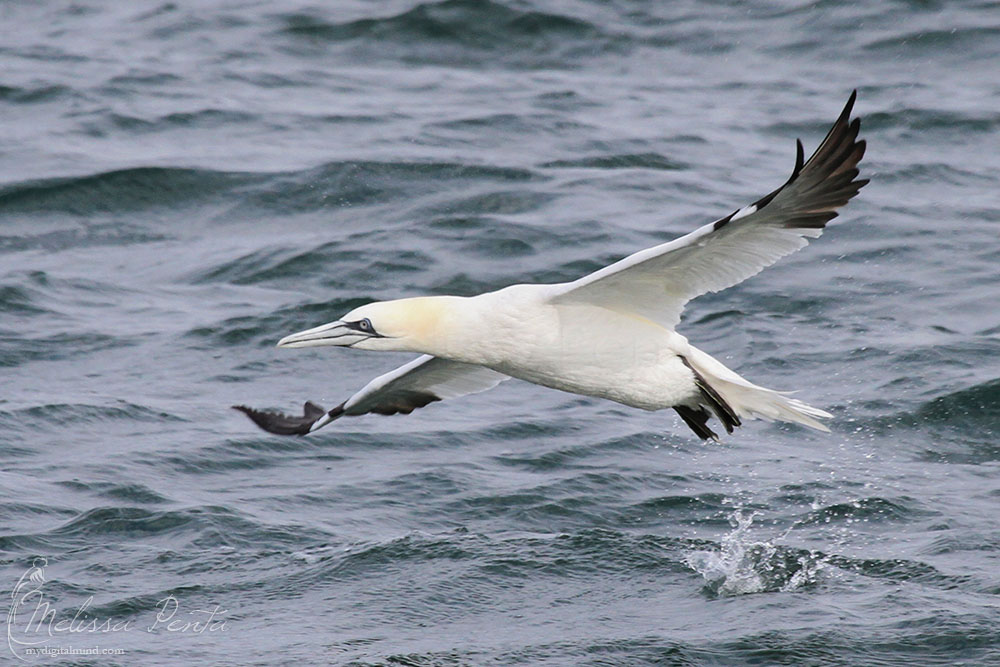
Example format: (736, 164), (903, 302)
(277, 321), (360, 348)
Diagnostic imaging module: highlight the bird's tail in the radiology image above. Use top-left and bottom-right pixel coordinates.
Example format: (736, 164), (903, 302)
(683, 345), (832, 435)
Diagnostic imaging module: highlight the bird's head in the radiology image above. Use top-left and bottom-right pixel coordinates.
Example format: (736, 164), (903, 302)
(276, 297), (455, 353)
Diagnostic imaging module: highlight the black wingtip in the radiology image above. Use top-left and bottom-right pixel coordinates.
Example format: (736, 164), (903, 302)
(302, 401), (326, 420)
(839, 89), (858, 123)
(791, 138), (805, 182)
(232, 401), (328, 436)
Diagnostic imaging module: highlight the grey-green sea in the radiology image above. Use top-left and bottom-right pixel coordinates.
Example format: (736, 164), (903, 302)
(2, 1), (999, 665)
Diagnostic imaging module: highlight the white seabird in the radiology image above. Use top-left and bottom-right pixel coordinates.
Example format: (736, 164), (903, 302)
(235, 92), (867, 440)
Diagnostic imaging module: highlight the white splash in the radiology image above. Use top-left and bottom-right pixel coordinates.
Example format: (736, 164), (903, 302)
(686, 510), (825, 596)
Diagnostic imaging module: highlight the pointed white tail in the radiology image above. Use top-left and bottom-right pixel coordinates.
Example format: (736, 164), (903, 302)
(684, 345), (832, 432)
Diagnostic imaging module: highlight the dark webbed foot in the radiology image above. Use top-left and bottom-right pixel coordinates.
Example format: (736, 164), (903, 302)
(232, 401), (326, 436)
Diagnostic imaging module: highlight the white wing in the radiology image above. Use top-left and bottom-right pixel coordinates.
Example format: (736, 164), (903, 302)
(550, 91), (867, 328)
(234, 355), (508, 435)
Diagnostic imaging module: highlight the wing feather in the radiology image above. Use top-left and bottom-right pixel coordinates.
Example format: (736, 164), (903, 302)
(234, 356), (508, 436)
(550, 91), (867, 327)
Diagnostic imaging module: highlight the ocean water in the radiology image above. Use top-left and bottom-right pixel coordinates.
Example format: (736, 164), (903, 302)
(2, 0), (999, 664)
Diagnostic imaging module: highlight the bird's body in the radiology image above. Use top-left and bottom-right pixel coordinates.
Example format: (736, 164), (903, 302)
(235, 92), (867, 440)
(417, 286), (698, 411)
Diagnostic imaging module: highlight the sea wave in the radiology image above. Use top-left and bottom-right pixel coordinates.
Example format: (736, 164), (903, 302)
(277, 0), (616, 67)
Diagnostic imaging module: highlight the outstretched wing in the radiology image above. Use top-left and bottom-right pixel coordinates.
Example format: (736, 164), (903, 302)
(550, 91), (867, 328)
(234, 355), (508, 436)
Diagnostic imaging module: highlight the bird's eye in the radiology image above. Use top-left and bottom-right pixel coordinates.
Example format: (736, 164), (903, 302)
(358, 318), (373, 332)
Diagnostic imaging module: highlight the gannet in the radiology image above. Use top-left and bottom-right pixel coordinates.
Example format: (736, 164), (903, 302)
(235, 92), (867, 440)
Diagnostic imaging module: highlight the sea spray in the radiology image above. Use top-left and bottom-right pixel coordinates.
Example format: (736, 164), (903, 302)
(686, 510), (826, 596)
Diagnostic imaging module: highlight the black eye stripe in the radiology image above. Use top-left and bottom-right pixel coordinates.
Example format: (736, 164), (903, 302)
(346, 318), (379, 335)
